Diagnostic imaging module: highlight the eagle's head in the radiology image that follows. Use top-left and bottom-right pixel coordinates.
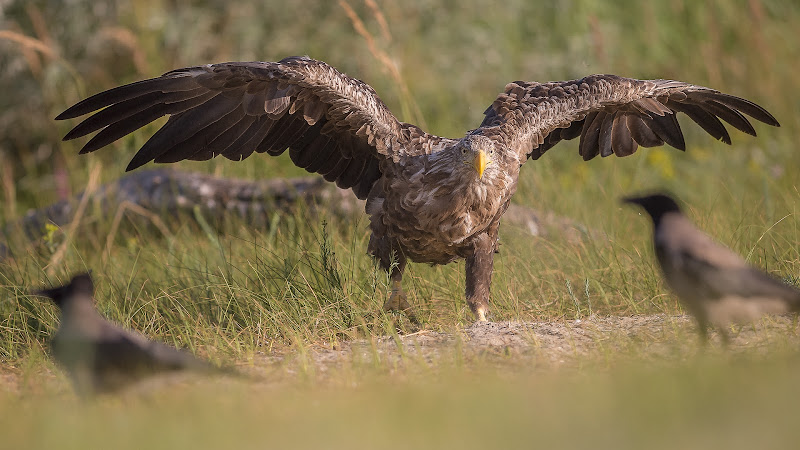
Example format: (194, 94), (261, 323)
(454, 134), (497, 181)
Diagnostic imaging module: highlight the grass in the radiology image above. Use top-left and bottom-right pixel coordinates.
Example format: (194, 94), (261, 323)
(2, 0), (800, 448)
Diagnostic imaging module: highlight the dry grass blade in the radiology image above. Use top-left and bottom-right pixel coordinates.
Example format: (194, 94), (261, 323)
(102, 200), (174, 262)
(0, 28), (82, 92)
(97, 26), (150, 75)
(1, 157), (16, 221)
(44, 162), (102, 276)
(338, 0), (426, 128)
(24, 4), (53, 49)
(364, 0), (392, 42)
(0, 30), (58, 59)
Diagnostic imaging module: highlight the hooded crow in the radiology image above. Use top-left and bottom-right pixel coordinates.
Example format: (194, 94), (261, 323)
(623, 193), (800, 343)
(34, 273), (219, 394)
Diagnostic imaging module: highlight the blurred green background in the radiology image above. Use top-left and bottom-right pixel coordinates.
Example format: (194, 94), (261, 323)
(1, 0), (797, 217)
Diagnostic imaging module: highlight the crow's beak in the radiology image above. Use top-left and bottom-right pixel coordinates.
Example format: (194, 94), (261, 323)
(621, 195), (642, 206)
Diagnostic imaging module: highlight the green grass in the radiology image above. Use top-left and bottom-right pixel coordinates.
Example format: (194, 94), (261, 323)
(2, 0), (800, 448)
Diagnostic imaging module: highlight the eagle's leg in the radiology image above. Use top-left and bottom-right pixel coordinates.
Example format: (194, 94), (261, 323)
(465, 231), (497, 322)
(375, 246), (418, 324)
(385, 273), (418, 324)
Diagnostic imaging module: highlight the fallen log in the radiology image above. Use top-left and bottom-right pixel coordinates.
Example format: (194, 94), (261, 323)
(2, 170), (591, 259)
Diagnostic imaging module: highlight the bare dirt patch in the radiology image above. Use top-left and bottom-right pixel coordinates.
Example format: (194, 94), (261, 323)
(276, 314), (800, 380)
(5, 314), (799, 395)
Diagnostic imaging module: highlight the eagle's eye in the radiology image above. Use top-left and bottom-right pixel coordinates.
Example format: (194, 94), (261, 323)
(488, 148), (494, 156)
(461, 147), (467, 155)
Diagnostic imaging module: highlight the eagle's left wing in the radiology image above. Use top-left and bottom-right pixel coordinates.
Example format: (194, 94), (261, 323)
(477, 75), (779, 162)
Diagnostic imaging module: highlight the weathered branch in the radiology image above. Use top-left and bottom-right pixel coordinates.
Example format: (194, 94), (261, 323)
(2, 170), (591, 259)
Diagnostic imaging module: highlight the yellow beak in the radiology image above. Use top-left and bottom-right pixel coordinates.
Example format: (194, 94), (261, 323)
(472, 149), (487, 179)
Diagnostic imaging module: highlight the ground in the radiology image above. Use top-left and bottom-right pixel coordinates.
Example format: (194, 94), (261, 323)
(5, 314), (800, 450)
(287, 314), (800, 380)
(4, 313), (799, 396)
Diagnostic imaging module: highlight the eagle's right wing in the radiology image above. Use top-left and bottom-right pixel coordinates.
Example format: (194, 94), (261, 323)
(57, 56), (441, 199)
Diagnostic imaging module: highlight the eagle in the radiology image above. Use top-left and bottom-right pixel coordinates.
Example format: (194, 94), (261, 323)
(56, 56), (779, 322)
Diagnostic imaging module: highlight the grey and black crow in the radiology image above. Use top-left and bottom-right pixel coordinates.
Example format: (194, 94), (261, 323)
(34, 273), (219, 394)
(624, 193), (800, 343)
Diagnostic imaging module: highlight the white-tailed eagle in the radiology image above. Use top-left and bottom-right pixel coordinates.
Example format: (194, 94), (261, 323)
(57, 56), (780, 322)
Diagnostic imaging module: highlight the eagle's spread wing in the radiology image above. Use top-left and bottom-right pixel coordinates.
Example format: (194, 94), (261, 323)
(478, 75), (780, 161)
(56, 56), (436, 199)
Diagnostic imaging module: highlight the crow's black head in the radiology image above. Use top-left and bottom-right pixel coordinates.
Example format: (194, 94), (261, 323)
(32, 272), (94, 309)
(622, 193), (683, 223)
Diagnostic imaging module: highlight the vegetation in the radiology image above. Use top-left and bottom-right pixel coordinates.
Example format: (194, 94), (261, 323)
(1, 0), (799, 448)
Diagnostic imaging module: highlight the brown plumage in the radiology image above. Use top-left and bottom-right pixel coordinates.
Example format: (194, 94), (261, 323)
(56, 56), (780, 322)
(623, 194), (800, 343)
(34, 273), (219, 394)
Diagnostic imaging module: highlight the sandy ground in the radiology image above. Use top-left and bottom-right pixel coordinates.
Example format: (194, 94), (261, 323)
(270, 313), (800, 381)
(4, 313), (799, 395)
